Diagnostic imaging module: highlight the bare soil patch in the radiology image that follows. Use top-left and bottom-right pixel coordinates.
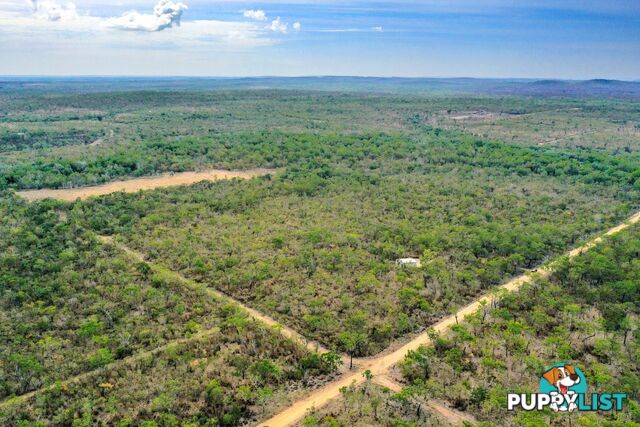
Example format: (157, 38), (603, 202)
(449, 111), (499, 120)
(17, 168), (276, 202)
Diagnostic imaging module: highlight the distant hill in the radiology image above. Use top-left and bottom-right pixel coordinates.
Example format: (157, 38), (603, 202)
(504, 78), (640, 98)
(1, 76), (640, 98)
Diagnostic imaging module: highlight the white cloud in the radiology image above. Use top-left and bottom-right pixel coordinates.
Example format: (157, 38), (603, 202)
(269, 16), (287, 33)
(27, 0), (78, 21)
(0, 0), (299, 59)
(243, 9), (266, 21)
(244, 10), (300, 34)
(104, 0), (188, 32)
(372, 26), (383, 32)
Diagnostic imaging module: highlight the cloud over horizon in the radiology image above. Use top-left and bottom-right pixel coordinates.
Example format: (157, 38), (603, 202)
(0, 0), (302, 54)
(240, 9), (300, 34)
(1, 0), (635, 79)
(27, 0), (78, 21)
(104, 0), (188, 32)
(12, 0), (304, 38)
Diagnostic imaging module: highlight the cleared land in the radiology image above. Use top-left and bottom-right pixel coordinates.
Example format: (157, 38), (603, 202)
(16, 168), (276, 201)
(430, 107), (640, 152)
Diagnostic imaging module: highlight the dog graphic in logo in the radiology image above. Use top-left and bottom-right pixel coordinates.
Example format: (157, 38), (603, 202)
(508, 363), (624, 413)
(540, 364), (584, 412)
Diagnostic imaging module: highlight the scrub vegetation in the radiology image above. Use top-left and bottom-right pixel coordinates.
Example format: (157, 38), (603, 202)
(303, 224), (640, 426)
(2, 89), (640, 189)
(71, 129), (640, 355)
(1, 80), (639, 425)
(393, 224), (640, 426)
(0, 193), (338, 426)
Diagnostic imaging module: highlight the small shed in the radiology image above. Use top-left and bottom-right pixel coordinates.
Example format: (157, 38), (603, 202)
(396, 258), (422, 268)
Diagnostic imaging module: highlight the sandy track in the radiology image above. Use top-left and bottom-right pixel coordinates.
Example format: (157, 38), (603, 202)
(0, 235), (338, 410)
(98, 236), (333, 356)
(374, 376), (476, 426)
(259, 210), (640, 427)
(0, 324), (224, 409)
(17, 168), (276, 202)
(4, 208), (638, 421)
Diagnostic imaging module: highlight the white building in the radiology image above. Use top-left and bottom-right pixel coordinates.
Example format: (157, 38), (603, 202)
(396, 258), (422, 268)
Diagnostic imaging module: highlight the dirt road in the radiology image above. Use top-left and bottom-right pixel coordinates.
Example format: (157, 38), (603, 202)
(259, 210), (640, 427)
(374, 376), (476, 426)
(17, 168), (276, 202)
(98, 236), (333, 356)
(0, 235), (338, 409)
(0, 325), (224, 409)
(5, 210), (638, 422)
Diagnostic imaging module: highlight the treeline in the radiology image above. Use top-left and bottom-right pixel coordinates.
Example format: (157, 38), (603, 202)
(0, 128), (103, 152)
(398, 225), (640, 426)
(302, 381), (435, 426)
(3, 129), (640, 190)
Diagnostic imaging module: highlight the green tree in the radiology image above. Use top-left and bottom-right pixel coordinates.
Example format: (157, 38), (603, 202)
(338, 332), (365, 370)
(9, 354), (43, 394)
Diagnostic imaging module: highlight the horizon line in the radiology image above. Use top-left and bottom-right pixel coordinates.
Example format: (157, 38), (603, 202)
(1, 75), (639, 83)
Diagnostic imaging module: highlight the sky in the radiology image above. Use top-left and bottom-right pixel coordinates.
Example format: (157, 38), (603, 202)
(0, 0), (638, 79)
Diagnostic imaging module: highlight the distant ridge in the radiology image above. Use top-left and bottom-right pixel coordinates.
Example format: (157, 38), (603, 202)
(531, 79), (565, 85)
(510, 78), (639, 97)
(585, 78), (623, 84)
(1, 76), (639, 99)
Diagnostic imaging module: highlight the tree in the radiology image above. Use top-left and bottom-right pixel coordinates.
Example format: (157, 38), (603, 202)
(370, 392), (383, 421)
(9, 354), (43, 394)
(320, 351), (343, 374)
(87, 348), (114, 369)
(205, 379), (226, 419)
(404, 348), (431, 381)
(256, 386), (274, 416)
(78, 316), (103, 338)
(362, 369), (373, 395)
(355, 272), (380, 294)
(470, 386), (488, 408)
(338, 332), (365, 370)
(250, 360), (281, 384)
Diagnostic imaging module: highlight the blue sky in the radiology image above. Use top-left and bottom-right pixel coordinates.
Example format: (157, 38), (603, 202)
(0, 0), (638, 79)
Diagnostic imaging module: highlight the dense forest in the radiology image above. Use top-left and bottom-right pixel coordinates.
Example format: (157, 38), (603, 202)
(3, 128), (640, 190)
